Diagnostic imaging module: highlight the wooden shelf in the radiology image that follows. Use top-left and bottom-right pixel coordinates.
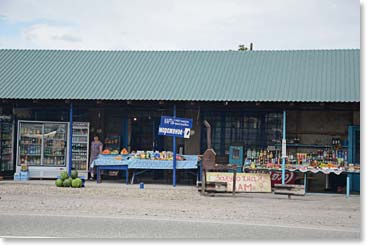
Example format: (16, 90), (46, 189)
(276, 143), (348, 149)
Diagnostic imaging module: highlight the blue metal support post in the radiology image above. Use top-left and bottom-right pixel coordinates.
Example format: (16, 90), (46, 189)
(173, 104), (177, 187)
(68, 102), (73, 176)
(281, 110), (286, 185)
(346, 174), (350, 198)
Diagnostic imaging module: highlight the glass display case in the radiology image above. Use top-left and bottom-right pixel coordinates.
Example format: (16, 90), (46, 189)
(0, 115), (14, 173)
(18, 122), (43, 166)
(17, 121), (69, 178)
(72, 122), (89, 178)
(43, 123), (67, 167)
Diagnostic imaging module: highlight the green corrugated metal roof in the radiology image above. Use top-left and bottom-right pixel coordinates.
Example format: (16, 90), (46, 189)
(0, 49), (359, 102)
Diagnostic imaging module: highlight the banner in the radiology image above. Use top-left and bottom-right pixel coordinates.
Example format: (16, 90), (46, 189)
(270, 171), (296, 186)
(206, 172), (271, 192)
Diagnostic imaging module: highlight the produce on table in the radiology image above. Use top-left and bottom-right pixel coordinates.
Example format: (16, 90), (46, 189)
(130, 151), (185, 161)
(111, 150), (119, 154)
(102, 149), (111, 154)
(121, 148), (128, 155)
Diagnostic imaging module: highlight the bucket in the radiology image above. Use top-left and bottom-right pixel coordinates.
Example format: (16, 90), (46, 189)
(140, 182), (144, 189)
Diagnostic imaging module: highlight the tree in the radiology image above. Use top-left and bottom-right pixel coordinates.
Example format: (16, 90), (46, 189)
(238, 44), (248, 51)
(238, 43), (253, 51)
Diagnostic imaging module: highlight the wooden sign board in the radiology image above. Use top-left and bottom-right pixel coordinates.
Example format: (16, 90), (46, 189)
(206, 172), (271, 193)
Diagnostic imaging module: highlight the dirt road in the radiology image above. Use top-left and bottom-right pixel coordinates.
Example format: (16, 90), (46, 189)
(0, 180), (360, 239)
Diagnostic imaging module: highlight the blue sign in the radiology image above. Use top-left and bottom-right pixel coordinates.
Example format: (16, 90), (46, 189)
(160, 116), (193, 129)
(158, 125), (191, 139)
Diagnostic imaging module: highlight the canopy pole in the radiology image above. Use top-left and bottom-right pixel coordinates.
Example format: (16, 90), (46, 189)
(281, 110), (286, 185)
(173, 104), (177, 187)
(68, 102), (73, 176)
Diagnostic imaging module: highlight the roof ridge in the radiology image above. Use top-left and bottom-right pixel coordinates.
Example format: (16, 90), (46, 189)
(0, 48), (360, 52)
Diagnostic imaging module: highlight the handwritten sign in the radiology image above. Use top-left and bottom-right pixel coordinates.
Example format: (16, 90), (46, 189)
(206, 172), (271, 192)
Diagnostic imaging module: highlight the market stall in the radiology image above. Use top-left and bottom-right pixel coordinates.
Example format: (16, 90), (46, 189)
(244, 166), (360, 197)
(90, 150), (199, 184)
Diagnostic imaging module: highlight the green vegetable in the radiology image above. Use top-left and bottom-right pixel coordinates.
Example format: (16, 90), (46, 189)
(63, 178), (71, 187)
(71, 170), (78, 179)
(55, 178), (63, 187)
(60, 171), (69, 181)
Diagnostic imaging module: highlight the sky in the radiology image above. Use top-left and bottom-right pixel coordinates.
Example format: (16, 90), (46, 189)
(0, 0), (360, 50)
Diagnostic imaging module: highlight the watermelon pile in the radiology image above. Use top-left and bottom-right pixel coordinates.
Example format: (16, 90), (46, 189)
(55, 170), (83, 188)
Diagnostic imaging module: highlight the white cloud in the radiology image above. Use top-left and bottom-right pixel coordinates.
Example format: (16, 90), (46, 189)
(0, 0), (360, 50)
(22, 24), (82, 49)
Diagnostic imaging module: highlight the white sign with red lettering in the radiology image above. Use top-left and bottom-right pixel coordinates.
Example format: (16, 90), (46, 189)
(206, 173), (271, 193)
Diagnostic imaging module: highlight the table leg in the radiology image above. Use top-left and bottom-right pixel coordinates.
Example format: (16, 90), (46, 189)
(232, 170), (236, 196)
(304, 173), (307, 194)
(96, 167), (100, 184)
(125, 169), (128, 185)
(131, 171), (135, 185)
(325, 174), (329, 190)
(196, 168), (199, 185)
(201, 170), (206, 195)
(199, 161), (202, 182)
(346, 174), (350, 198)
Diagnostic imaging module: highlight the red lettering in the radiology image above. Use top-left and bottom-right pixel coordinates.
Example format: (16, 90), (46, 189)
(243, 184), (252, 191)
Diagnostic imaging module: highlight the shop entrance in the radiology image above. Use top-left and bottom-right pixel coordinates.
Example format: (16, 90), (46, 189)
(130, 117), (164, 151)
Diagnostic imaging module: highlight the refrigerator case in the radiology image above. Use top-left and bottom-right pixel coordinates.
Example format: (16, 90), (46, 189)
(0, 115), (15, 174)
(72, 122), (89, 179)
(16, 121), (69, 178)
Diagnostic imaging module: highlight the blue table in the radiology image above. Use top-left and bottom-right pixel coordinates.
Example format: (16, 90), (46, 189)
(96, 165), (129, 184)
(92, 154), (130, 184)
(91, 154), (199, 184)
(127, 155), (198, 184)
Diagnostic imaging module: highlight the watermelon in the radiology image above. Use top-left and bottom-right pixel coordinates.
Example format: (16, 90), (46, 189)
(71, 178), (83, 188)
(60, 171), (69, 181)
(63, 178), (71, 187)
(71, 179), (79, 188)
(76, 178), (82, 187)
(71, 170), (78, 179)
(55, 178), (63, 187)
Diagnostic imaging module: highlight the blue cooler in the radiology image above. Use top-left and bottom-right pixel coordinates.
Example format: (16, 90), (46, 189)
(20, 171), (29, 181)
(13, 173), (21, 181)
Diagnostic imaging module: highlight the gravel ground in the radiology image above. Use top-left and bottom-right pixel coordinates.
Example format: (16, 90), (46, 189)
(0, 180), (360, 233)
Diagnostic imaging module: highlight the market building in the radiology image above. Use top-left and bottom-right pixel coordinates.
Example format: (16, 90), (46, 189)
(0, 49), (360, 193)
